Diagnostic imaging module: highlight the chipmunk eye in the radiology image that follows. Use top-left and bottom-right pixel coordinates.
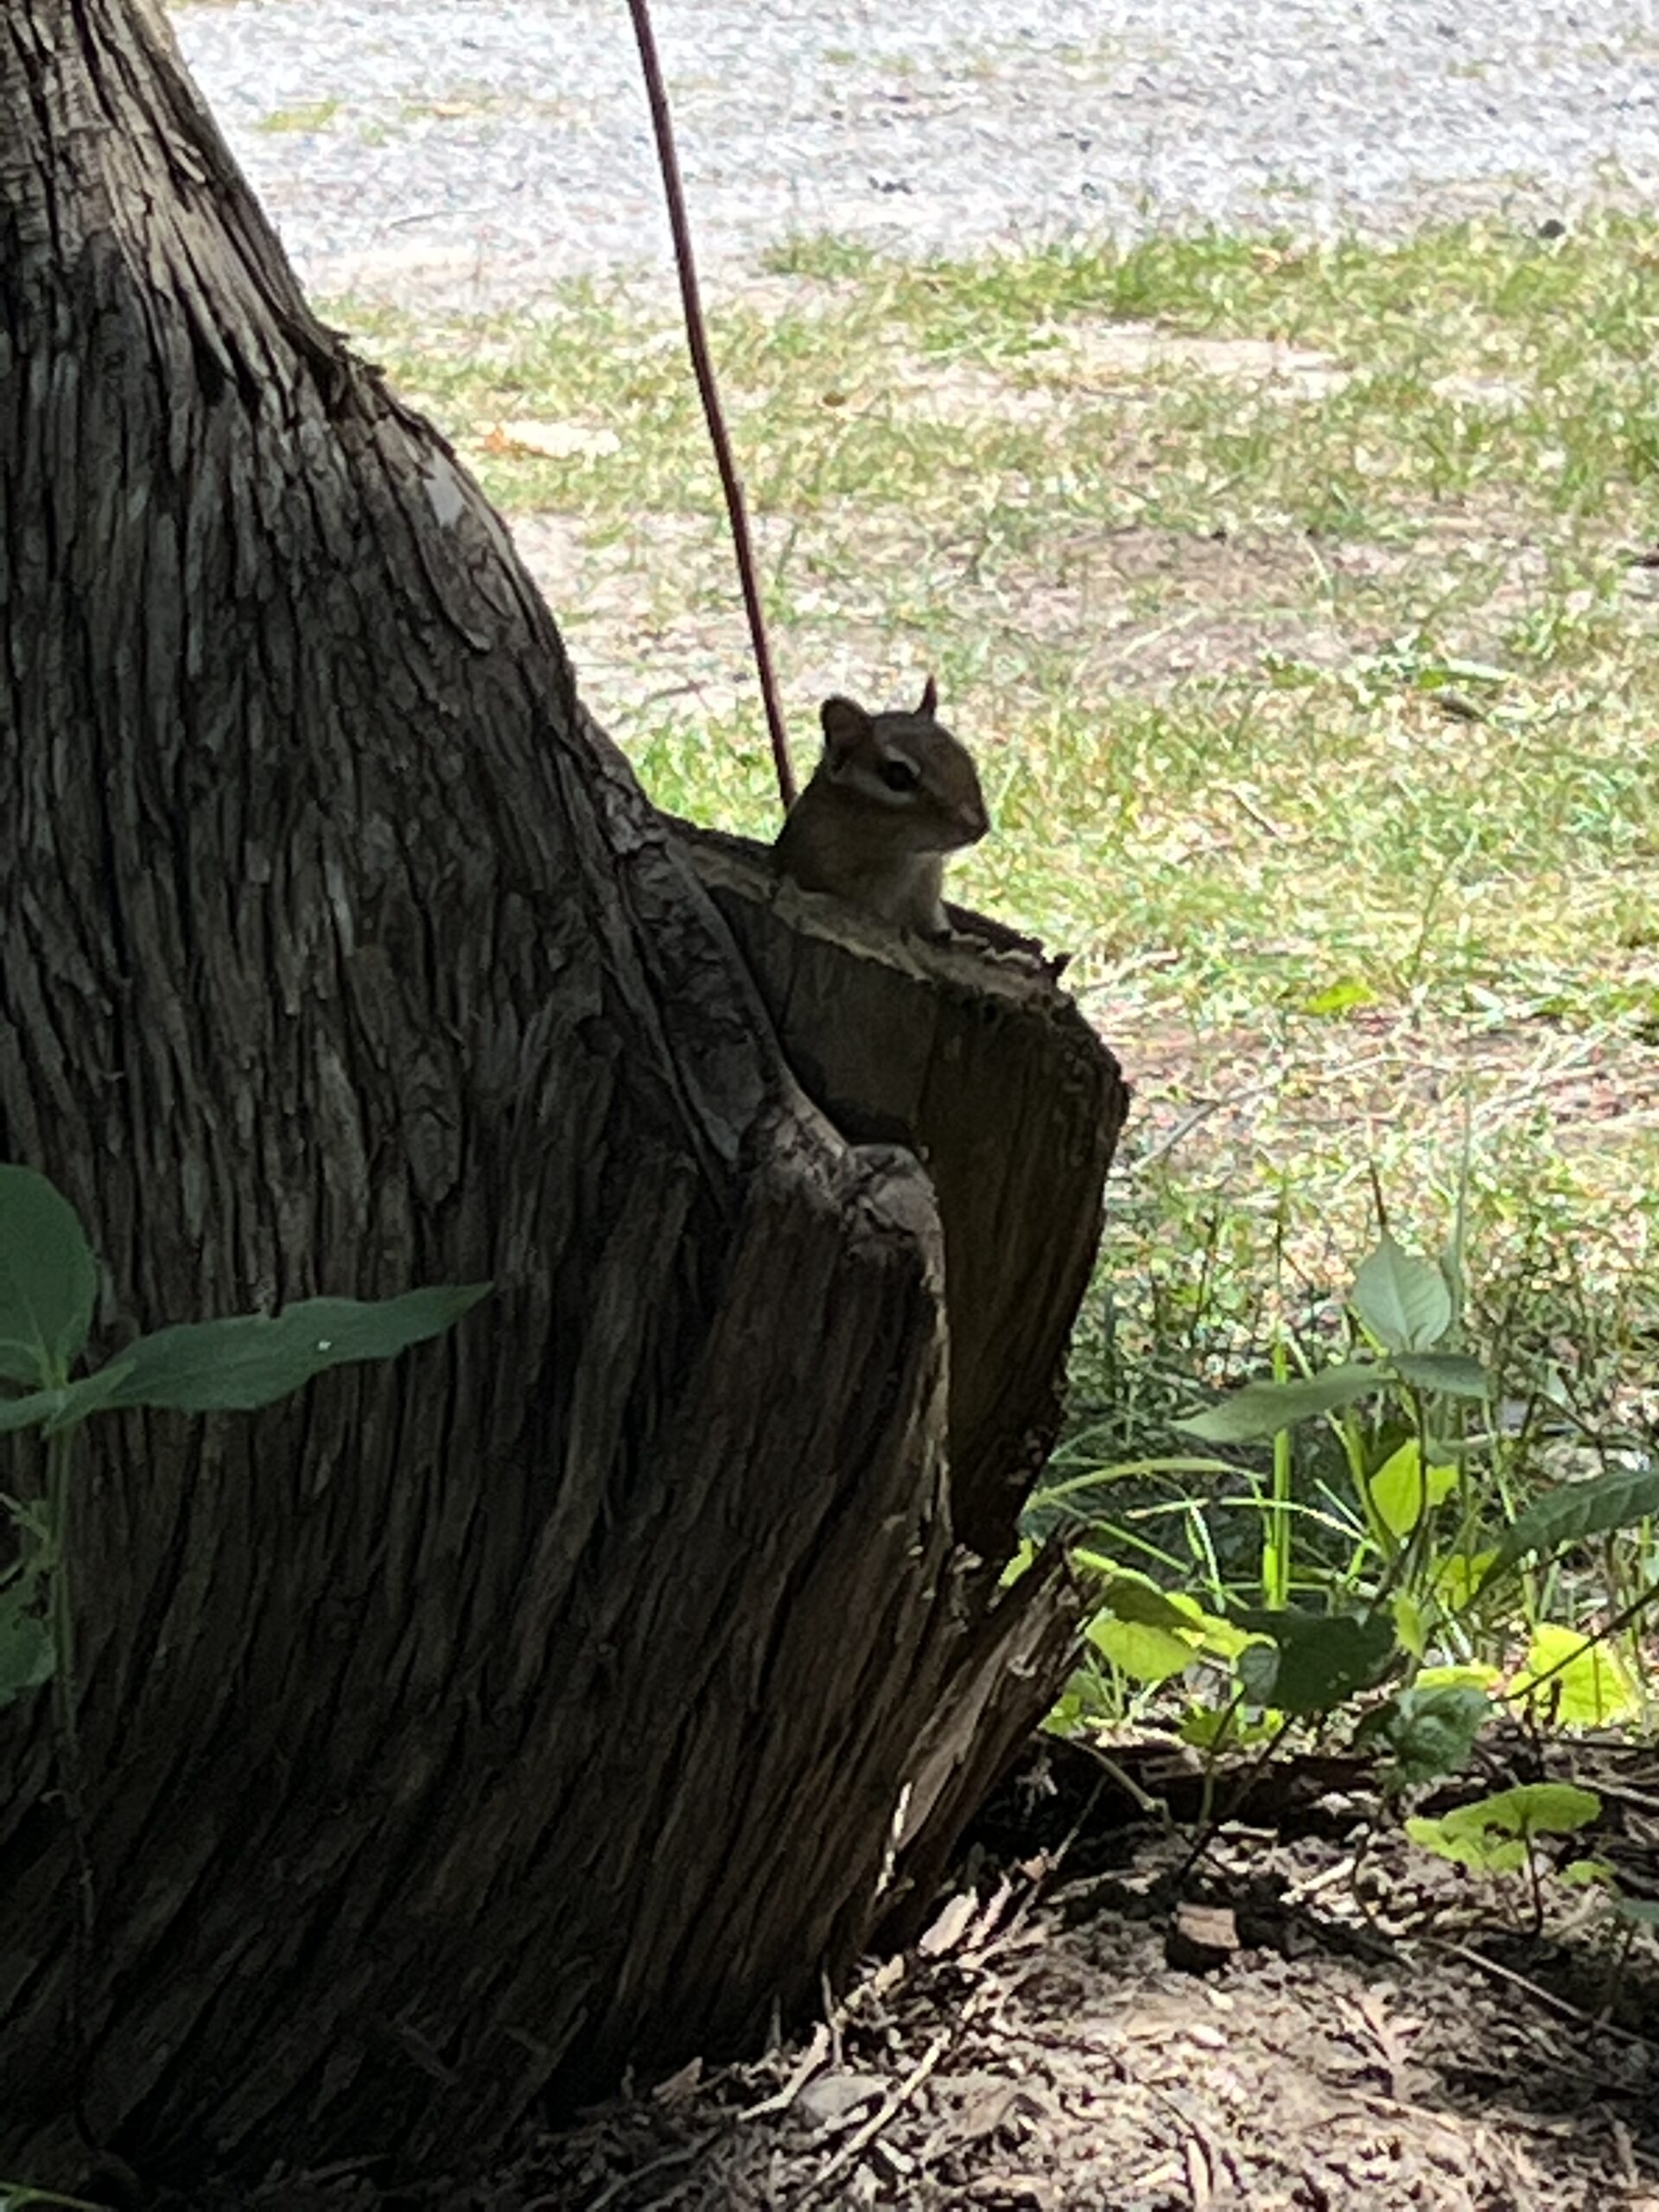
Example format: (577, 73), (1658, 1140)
(879, 756), (919, 794)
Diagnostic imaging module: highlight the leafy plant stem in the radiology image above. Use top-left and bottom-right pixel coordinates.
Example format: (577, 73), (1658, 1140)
(1368, 1382), (1435, 1618)
(1179, 1708), (1298, 1884)
(1265, 1336), (1292, 1610)
(1525, 1827), (1546, 1935)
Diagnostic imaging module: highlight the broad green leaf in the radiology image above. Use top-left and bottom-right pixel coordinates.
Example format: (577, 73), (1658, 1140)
(1302, 978), (1376, 1017)
(1098, 1573), (1202, 1634)
(1358, 1683), (1490, 1786)
(1511, 1625), (1639, 1727)
(0, 1166), (98, 1389)
(1615, 1897), (1659, 1927)
(1236, 1638), (1281, 1707)
(101, 1287), (491, 1413)
(0, 1363), (136, 1436)
(1416, 1659), (1503, 1694)
(1098, 1577), (1260, 1662)
(1390, 1351), (1490, 1399)
(1368, 1440), (1458, 1538)
(1480, 1465), (1659, 1587)
(1086, 1615), (1193, 1683)
(1184, 1610), (1260, 1662)
(0, 1587), (54, 1706)
(1440, 1782), (1600, 1840)
(1229, 1606), (1396, 1716)
(1175, 1363), (1381, 1444)
(1352, 1234), (1452, 1352)
(1405, 1815), (1527, 1874)
(1041, 1689), (1088, 1738)
(1390, 1589), (1427, 1658)
(1560, 1859), (1615, 1889)
(1179, 1702), (1280, 1750)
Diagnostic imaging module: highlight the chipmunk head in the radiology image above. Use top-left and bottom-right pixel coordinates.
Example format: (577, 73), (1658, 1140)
(817, 677), (990, 854)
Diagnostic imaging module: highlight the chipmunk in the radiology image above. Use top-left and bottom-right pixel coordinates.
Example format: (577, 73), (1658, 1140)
(772, 678), (989, 938)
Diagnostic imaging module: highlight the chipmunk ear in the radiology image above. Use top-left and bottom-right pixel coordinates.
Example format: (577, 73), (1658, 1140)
(918, 675), (938, 719)
(821, 696), (871, 760)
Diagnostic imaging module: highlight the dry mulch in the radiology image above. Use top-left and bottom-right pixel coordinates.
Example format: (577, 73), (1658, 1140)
(380, 1737), (1659, 2212)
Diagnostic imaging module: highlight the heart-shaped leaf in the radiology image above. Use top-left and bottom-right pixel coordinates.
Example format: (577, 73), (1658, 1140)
(1230, 1606), (1397, 1716)
(1368, 1440), (1458, 1537)
(0, 1587), (55, 1707)
(0, 1166), (98, 1389)
(1352, 1235), (1452, 1352)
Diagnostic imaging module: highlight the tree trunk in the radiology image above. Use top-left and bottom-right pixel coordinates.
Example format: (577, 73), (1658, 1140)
(0, 0), (1126, 2192)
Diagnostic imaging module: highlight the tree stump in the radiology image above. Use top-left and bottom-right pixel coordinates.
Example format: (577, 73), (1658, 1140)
(673, 820), (1128, 1570)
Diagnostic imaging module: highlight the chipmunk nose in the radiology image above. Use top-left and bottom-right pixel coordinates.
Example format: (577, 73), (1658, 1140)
(961, 797), (990, 840)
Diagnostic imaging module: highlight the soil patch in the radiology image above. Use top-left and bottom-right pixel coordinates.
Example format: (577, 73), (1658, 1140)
(318, 1739), (1659, 2210)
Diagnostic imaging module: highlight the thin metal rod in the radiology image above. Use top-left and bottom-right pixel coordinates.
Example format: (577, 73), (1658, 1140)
(626, 0), (797, 810)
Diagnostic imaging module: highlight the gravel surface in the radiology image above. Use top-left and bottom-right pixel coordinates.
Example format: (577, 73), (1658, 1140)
(176, 0), (1659, 308)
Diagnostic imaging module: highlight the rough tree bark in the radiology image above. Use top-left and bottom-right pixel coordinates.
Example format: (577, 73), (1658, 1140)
(0, 0), (1127, 2192)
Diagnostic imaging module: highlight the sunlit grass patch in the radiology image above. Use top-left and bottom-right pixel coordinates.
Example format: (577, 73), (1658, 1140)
(322, 210), (1659, 1439)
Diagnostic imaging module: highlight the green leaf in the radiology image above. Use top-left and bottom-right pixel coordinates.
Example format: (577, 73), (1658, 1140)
(0, 1363), (137, 1436)
(1480, 1465), (1659, 1588)
(1085, 1614), (1194, 1684)
(1094, 1574), (1253, 1661)
(1096, 1573), (1201, 1633)
(1352, 1234), (1452, 1352)
(1440, 1782), (1600, 1840)
(1175, 1363), (1382, 1444)
(1230, 1607), (1397, 1716)
(1560, 1859), (1615, 1889)
(102, 1287), (491, 1413)
(0, 1586), (55, 1707)
(1357, 1683), (1491, 1788)
(1512, 1625), (1639, 1727)
(1415, 1659), (1502, 1694)
(1041, 1688), (1088, 1738)
(1406, 1815), (1528, 1873)
(1179, 1703), (1279, 1750)
(1390, 1589), (1427, 1659)
(1235, 1638), (1281, 1707)
(0, 1166), (98, 1389)
(1368, 1440), (1458, 1538)
(1301, 978), (1377, 1017)
(1389, 1351), (1490, 1399)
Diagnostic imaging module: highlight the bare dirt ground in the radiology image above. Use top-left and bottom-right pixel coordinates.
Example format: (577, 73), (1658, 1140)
(285, 1738), (1659, 2210)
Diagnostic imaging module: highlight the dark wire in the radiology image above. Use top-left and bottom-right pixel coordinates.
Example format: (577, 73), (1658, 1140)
(625, 0), (798, 810)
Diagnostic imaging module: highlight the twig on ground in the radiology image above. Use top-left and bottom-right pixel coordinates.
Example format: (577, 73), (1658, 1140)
(786, 2031), (952, 2209)
(1425, 1936), (1659, 2054)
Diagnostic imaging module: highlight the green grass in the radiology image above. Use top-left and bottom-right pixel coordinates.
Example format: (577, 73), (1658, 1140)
(323, 214), (1659, 1480)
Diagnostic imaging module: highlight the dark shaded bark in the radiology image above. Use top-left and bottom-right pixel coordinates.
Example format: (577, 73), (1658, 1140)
(0, 0), (1124, 2191)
